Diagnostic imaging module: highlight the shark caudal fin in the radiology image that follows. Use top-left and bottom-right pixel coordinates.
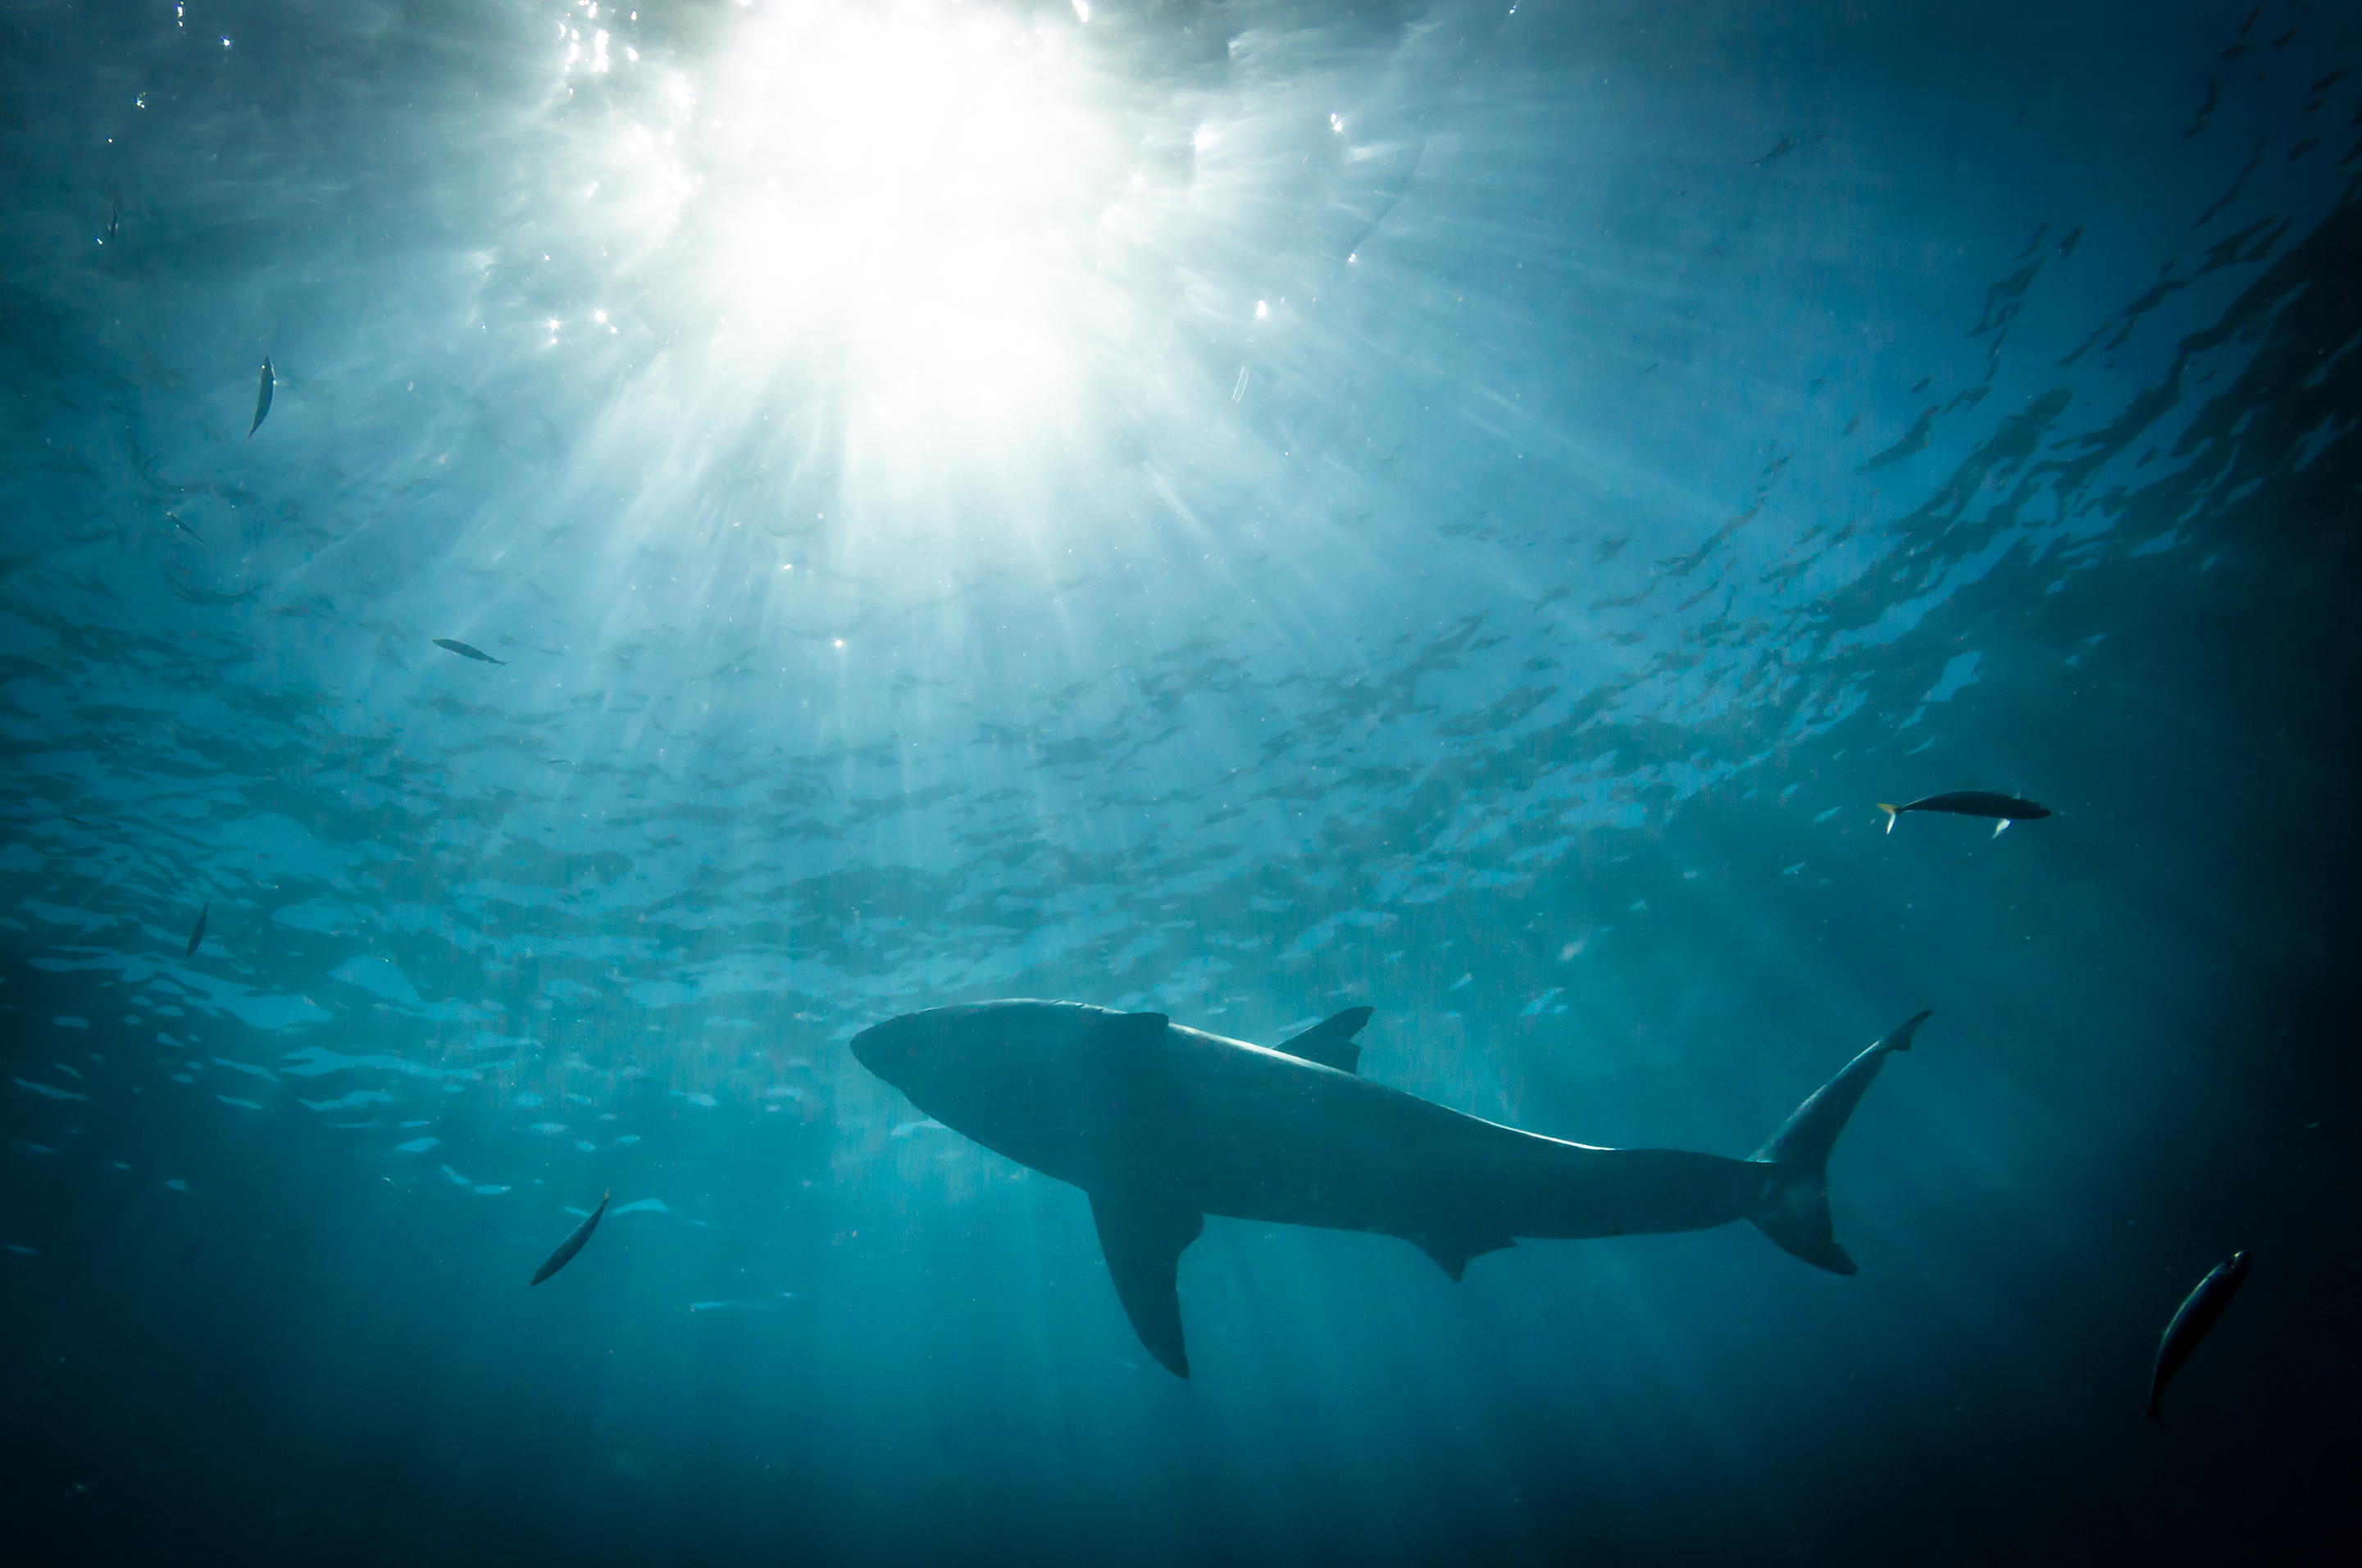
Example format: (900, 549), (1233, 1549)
(1877, 803), (1901, 834)
(1747, 1011), (1930, 1275)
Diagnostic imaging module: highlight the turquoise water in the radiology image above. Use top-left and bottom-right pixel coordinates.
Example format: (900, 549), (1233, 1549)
(3, 2), (2356, 1561)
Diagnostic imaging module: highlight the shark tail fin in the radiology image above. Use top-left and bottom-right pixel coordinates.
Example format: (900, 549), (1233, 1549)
(1876, 803), (1900, 834)
(1748, 1011), (1930, 1275)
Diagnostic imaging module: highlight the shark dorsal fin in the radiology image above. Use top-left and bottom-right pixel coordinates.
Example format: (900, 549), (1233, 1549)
(1275, 1007), (1373, 1074)
(1089, 1187), (1204, 1378)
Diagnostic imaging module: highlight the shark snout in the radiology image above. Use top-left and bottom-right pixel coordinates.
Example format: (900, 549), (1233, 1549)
(850, 1011), (949, 1089)
(849, 1017), (908, 1080)
(852, 1000), (1060, 1096)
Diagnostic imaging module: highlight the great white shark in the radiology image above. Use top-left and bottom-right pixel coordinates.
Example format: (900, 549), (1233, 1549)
(852, 1000), (1930, 1377)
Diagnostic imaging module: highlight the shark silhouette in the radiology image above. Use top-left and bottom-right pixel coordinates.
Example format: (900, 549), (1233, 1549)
(853, 1000), (1928, 1377)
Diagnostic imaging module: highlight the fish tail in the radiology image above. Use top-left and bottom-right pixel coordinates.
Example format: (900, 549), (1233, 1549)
(1749, 1011), (1931, 1275)
(1877, 803), (1900, 834)
(2145, 1402), (2168, 1432)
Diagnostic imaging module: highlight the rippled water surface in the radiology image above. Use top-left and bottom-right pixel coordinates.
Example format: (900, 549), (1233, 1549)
(4, 1), (2358, 1561)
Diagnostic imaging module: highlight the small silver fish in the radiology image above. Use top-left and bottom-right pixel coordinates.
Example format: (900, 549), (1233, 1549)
(434, 638), (507, 666)
(531, 1189), (610, 1286)
(248, 357), (273, 439)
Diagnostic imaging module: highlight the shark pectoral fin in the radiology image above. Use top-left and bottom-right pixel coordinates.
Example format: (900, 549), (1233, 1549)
(1992, 817), (2009, 838)
(1410, 1231), (1516, 1282)
(1275, 1007), (1374, 1074)
(1089, 1188), (1204, 1379)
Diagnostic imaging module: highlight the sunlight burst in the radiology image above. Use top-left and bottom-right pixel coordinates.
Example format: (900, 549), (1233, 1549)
(603, 2), (1126, 448)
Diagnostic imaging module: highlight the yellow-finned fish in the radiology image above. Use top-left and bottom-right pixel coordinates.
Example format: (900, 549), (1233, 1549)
(248, 357), (273, 438)
(1876, 791), (2053, 839)
(531, 1190), (611, 1286)
(2148, 1250), (2250, 1426)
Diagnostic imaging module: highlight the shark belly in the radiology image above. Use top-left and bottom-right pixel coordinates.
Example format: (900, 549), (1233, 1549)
(905, 1016), (1771, 1247)
(1106, 1028), (1769, 1246)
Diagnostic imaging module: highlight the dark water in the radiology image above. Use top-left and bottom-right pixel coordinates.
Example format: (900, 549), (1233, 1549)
(3, 2), (2357, 1561)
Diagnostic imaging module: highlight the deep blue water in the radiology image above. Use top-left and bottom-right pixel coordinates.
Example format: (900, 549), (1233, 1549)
(3, 1), (2358, 1561)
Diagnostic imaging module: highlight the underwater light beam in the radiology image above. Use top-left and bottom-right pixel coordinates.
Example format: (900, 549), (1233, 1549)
(594, 2), (1130, 450)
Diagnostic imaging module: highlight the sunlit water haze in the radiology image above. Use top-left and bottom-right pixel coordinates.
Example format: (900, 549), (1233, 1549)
(3, 1), (2358, 1562)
